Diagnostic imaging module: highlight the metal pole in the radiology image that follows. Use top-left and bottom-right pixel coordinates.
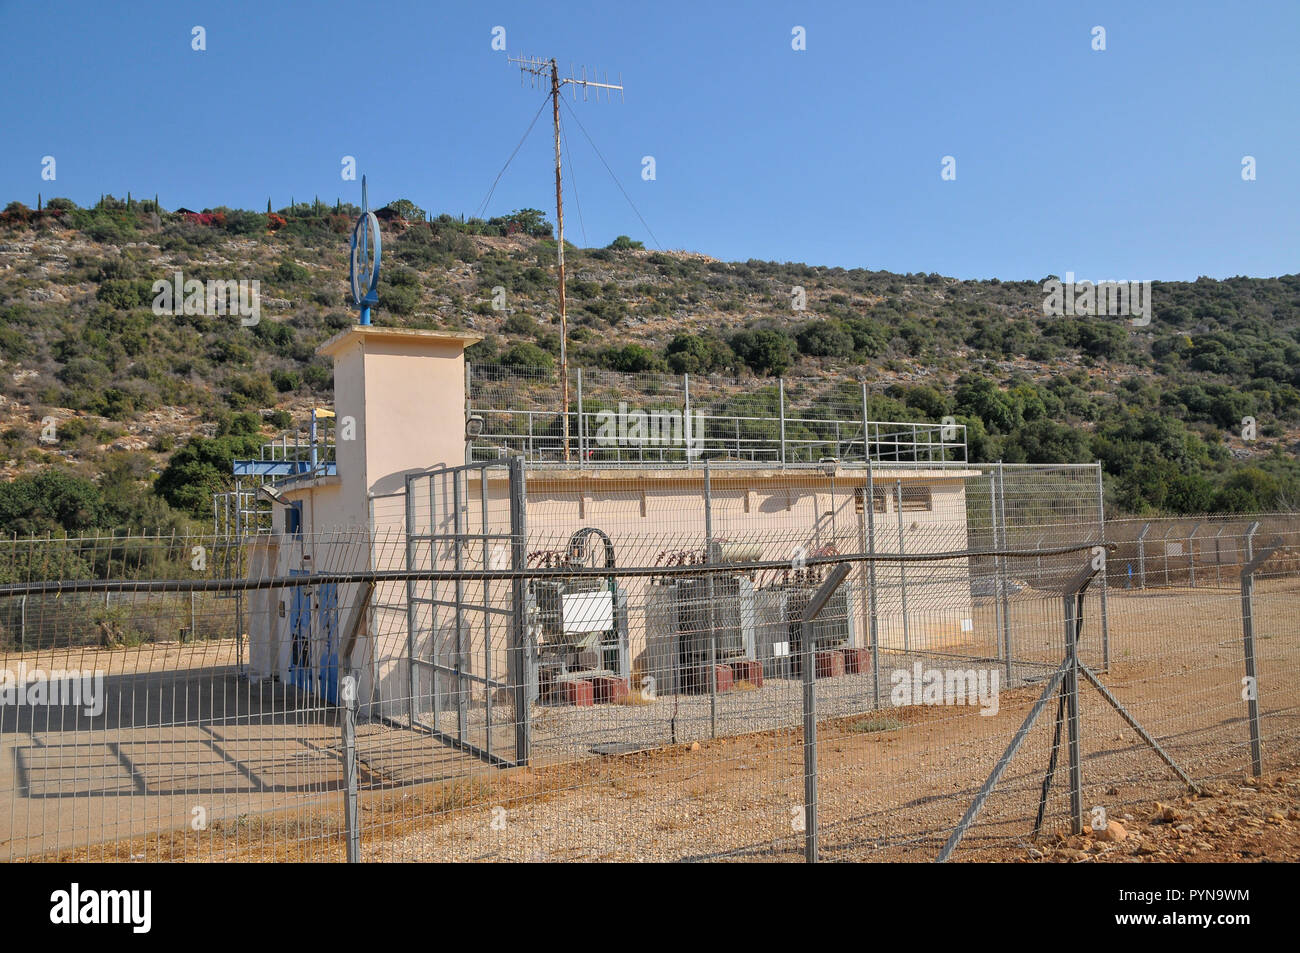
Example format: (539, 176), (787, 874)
(404, 475), (420, 728)
(997, 463), (1012, 683)
(895, 480), (909, 652)
(1095, 463), (1109, 669)
(683, 373), (690, 466)
(801, 617), (818, 863)
(1187, 521), (1201, 588)
(704, 460), (717, 739)
(19, 595), (25, 652)
(801, 562), (853, 864)
(1035, 533), (1045, 589)
(341, 675), (361, 863)
(1137, 522), (1151, 589)
(576, 368), (584, 468)
(1214, 525), (1226, 587)
(453, 474), (468, 743)
(509, 457), (532, 764)
(1240, 569), (1264, 776)
(860, 381), (869, 463)
(988, 475), (1002, 661)
(464, 363), (474, 465)
(866, 462), (880, 710)
(235, 488), (244, 674)
(1063, 588), (1084, 835)
(778, 379), (786, 466)
(1239, 539), (1271, 777)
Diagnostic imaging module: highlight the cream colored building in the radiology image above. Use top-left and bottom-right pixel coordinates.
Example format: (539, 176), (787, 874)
(246, 327), (978, 724)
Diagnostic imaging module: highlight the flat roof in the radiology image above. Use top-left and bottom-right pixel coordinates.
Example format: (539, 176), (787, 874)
(317, 325), (483, 358)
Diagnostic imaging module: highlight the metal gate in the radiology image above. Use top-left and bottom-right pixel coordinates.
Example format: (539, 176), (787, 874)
(404, 458), (530, 766)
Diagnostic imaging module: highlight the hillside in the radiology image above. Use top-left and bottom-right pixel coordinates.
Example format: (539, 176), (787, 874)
(1, 195), (1299, 535)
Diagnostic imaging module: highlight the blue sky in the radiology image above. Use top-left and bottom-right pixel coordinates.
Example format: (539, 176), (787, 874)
(2, 0), (1297, 281)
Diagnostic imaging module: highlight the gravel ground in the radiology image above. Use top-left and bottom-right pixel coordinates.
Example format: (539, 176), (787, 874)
(12, 580), (1298, 862)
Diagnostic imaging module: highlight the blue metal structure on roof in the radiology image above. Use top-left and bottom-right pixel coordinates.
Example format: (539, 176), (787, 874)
(349, 175), (381, 326)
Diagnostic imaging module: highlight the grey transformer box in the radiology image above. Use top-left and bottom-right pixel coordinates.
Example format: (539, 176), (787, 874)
(644, 573), (757, 696)
(523, 528), (630, 705)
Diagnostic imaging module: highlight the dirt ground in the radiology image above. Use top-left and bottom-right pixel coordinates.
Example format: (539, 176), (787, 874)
(5, 579), (1298, 862)
(989, 767), (1300, 863)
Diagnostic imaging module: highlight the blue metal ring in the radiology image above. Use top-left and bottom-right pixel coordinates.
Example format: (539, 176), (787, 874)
(349, 211), (382, 306)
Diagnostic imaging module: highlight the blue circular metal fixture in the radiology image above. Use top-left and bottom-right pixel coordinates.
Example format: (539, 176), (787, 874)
(349, 175), (381, 323)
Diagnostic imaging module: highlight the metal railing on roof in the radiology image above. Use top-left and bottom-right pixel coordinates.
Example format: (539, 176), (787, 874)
(466, 363), (967, 468)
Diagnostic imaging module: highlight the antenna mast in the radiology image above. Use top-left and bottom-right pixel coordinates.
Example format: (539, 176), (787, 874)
(507, 54), (624, 461)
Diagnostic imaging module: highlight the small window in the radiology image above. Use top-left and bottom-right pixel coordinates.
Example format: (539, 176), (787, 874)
(900, 486), (932, 512)
(855, 488), (888, 514)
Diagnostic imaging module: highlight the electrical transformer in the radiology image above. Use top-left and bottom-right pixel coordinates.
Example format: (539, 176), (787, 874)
(753, 581), (856, 678)
(528, 528), (629, 704)
(644, 574), (756, 695)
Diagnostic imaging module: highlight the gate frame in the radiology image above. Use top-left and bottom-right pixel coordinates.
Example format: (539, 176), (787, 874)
(403, 458), (529, 767)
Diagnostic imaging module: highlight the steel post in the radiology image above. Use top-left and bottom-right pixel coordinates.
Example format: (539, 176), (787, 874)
(1240, 534), (1272, 777)
(704, 460), (717, 739)
(866, 462), (880, 710)
(997, 464), (1012, 682)
(509, 457), (531, 764)
(1095, 463), (1109, 669)
(778, 378), (787, 466)
(801, 562), (853, 863)
(341, 674), (360, 863)
(896, 480), (909, 652)
(1063, 588), (1084, 835)
(1137, 522), (1150, 589)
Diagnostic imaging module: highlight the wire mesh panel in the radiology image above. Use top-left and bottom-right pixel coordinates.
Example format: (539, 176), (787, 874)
(1, 487), (1297, 862)
(0, 532), (361, 862)
(402, 461), (524, 765)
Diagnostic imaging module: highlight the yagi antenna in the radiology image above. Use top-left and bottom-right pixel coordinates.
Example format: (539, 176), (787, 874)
(504, 51), (625, 462)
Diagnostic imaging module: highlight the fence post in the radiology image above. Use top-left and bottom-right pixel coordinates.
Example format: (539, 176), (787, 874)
(509, 456), (532, 765)
(1187, 521), (1201, 589)
(452, 474), (469, 743)
(1137, 522), (1151, 589)
(1214, 525), (1226, 587)
(866, 461), (880, 710)
(997, 464), (1012, 682)
(576, 368), (585, 469)
(19, 595), (25, 652)
(404, 474), (420, 728)
(778, 378), (787, 466)
(1095, 463), (1109, 670)
(895, 480), (909, 652)
(860, 380), (869, 462)
(801, 562), (853, 863)
(341, 674), (361, 863)
(704, 459), (717, 739)
(682, 373), (691, 466)
(1062, 578), (1085, 835)
(1239, 534), (1272, 777)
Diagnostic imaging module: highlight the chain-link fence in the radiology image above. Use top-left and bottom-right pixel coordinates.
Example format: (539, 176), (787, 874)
(1, 498), (1296, 862)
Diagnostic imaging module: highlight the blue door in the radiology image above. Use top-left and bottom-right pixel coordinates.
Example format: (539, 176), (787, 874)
(317, 583), (339, 704)
(289, 570), (313, 692)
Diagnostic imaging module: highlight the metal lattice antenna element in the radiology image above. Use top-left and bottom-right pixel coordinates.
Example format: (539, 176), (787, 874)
(506, 53), (624, 462)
